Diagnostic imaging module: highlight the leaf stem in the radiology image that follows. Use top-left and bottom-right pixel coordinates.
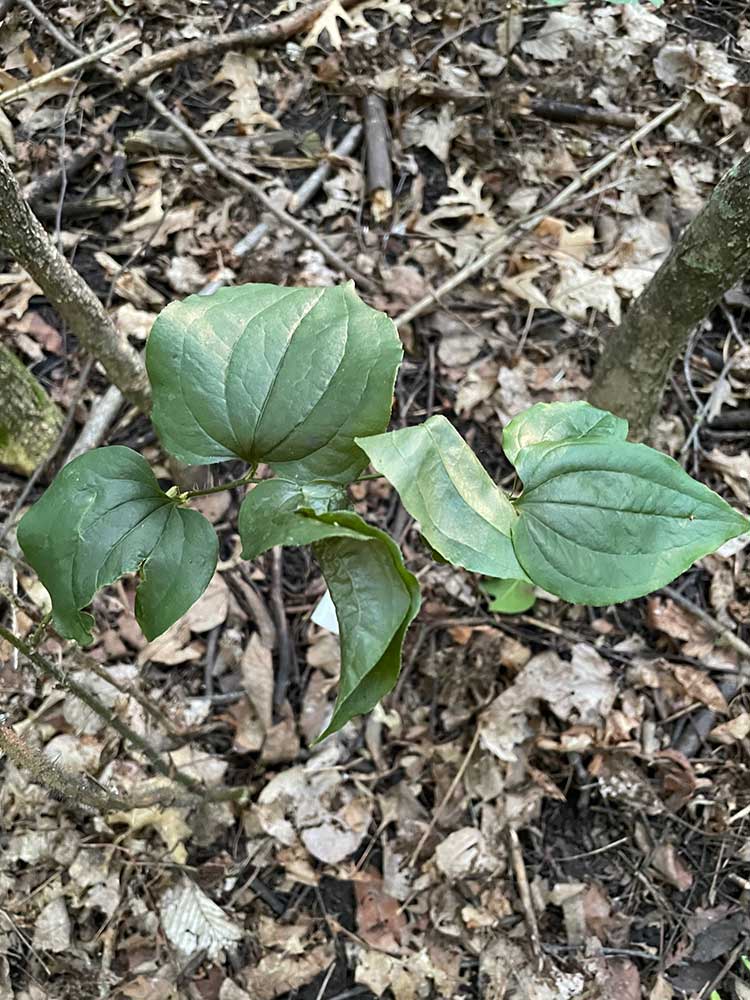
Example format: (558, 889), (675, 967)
(353, 472), (385, 482)
(182, 467), (260, 499)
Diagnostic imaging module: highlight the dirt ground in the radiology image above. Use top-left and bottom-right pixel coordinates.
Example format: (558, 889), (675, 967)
(1, 1), (750, 998)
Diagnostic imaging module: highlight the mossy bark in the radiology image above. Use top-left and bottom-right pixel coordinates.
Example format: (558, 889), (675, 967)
(0, 344), (63, 475)
(588, 153), (750, 440)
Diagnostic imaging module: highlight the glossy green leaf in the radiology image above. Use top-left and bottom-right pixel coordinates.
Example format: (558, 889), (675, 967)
(482, 577), (536, 614)
(357, 415), (528, 580)
(503, 401), (627, 467)
(238, 478), (355, 561)
(17, 447), (218, 645)
(147, 282), (402, 483)
(511, 440), (749, 605)
(239, 491), (419, 738)
(313, 513), (420, 740)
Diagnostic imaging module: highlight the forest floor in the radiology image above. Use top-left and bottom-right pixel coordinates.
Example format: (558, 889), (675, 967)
(1, 1), (750, 998)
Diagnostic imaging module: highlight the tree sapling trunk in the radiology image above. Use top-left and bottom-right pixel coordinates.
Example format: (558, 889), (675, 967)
(588, 152), (750, 440)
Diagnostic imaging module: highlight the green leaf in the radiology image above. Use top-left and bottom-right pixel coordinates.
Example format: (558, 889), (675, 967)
(17, 447), (218, 645)
(503, 401), (627, 468)
(313, 513), (420, 740)
(238, 478), (355, 561)
(482, 578), (536, 614)
(511, 439), (749, 605)
(239, 490), (419, 738)
(357, 415), (528, 580)
(147, 282), (402, 483)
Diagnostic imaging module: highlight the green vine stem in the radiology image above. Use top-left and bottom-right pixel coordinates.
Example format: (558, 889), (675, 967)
(182, 466), (259, 500)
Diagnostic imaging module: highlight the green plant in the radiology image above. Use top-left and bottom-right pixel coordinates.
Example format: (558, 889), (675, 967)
(17, 283), (748, 738)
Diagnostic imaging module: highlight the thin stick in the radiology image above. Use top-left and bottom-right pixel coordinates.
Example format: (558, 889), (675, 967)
(142, 91), (376, 293)
(363, 95), (392, 222)
(395, 99), (685, 329)
(662, 586), (750, 667)
(118, 0), (362, 88)
(409, 727), (479, 867)
(0, 34), (137, 107)
(509, 826), (542, 963)
(0, 722), (128, 813)
(64, 384), (125, 463)
(230, 123), (362, 260)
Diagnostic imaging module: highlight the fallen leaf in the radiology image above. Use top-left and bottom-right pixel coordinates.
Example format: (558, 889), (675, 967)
(355, 869), (406, 953)
(242, 945), (333, 1000)
(33, 897), (71, 953)
(709, 712), (750, 744)
(649, 843), (693, 891)
(160, 878), (242, 960)
(672, 665), (728, 713)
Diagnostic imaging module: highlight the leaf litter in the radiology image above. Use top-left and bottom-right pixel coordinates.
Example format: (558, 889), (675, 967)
(1, 0), (750, 998)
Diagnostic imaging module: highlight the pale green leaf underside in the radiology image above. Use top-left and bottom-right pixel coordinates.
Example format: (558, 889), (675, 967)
(512, 439), (749, 605)
(503, 400), (627, 468)
(147, 282), (402, 483)
(357, 415), (528, 580)
(482, 577), (536, 614)
(17, 447), (218, 645)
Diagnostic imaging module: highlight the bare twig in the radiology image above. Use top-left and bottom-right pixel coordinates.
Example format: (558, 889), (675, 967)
(363, 95), (392, 222)
(521, 96), (638, 130)
(118, 0), (361, 88)
(230, 123), (363, 261)
(0, 34), (136, 106)
(0, 722), (128, 813)
(64, 384), (125, 463)
(0, 626), (246, 803)
(409, 728), (479, 867)
(395, 99), (685, 329)
(141, 91), (376, 293)
(509, 826), (542, 964)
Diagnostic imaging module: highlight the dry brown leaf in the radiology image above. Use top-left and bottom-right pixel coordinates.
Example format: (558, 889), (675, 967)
(33, 897), (71, 953)
(649, 843), (693, 891)
(243, 945), (333, 1000)
(355, 869), (406, 953)
(709, 711), (750, 744)
(241, 633), (274, 733)
(706, 449), (750, 503)
(202, 52), (278, 134)
(672, 665), (728, 713)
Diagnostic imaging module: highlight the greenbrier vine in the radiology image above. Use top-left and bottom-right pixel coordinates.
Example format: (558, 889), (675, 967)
(17, 282), (748, 739)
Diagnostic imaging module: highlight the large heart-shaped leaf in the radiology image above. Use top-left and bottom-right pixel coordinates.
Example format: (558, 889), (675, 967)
(357, 415), (528, 580)
(17, 447), (218, 645)
(511, 439), (749, 605)
(503, 400), (627, 467)
(147, 282), (402, 483)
